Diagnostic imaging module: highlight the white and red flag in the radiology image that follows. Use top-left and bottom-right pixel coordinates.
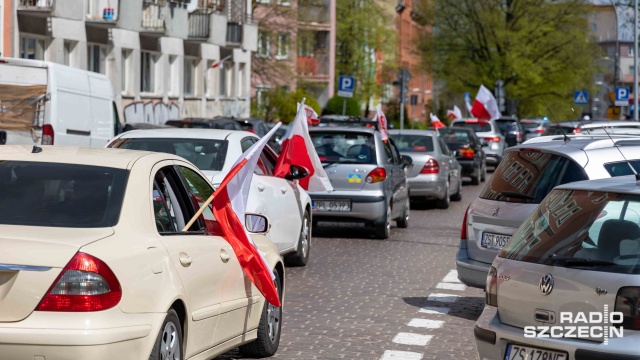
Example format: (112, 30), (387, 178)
(210, 54), (232, 69)
(430, 113), (446, 129)
(374, 107), (389, 142)
(471, 85), (501, 121)
(304, 105), (320, 126)
(273, 102), (333, 192)
(447, 105), (462, 120)
(212, 124), (282, 306)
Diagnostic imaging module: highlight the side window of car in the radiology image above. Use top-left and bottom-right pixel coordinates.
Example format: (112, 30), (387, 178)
(438, 137), (449, 155)
(241, 137), (254, 152)
(389, 139), (402, 164)
(383, 140), (399, 164)
(260, 149), (276, 175)
(176, 166), (222, 235)
(154, 167), (204, 233)
(153, 181), (178, 233)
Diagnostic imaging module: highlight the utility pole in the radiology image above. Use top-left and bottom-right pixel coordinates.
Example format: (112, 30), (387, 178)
(635, 0), (639, 120)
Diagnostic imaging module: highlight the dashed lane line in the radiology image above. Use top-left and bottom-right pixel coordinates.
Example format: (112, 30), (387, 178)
(407, 318), (445, 329)
(436, 282), (467, 291)
(441, 269), (462, 283)
(419, 306), (450, 315)
(427, 293), (460, 303)
(392, 333), (434, 346)
(379, 350), (424, 360)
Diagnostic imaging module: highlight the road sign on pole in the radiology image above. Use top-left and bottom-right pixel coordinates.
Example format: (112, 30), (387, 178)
(615, 87), (630, 106)
(338, 76), (355, 98)
(574, 91), (589, 105)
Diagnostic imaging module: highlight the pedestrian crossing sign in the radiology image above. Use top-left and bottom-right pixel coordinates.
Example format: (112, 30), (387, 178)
(574, 91), (588, 105)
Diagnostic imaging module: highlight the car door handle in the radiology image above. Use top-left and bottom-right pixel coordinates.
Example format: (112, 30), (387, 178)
(179, 252), (192, 267)
(220, 249), (230, 263)
(281, 187), (287, 194)
(257, 183), (265, 192)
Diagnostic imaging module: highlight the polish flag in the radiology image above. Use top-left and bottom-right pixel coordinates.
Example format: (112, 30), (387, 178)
(374, 107), (389, 142)
(430, 113), (446, 129)
(212, 124), (282, 307)
(304, 104), (320, 126)
(211, 55), (232, 69)
(447, 105), (462, 120)
(465, 97), (473, 115)
(471, 85), (501, 121)
(273, 103), (333, 192)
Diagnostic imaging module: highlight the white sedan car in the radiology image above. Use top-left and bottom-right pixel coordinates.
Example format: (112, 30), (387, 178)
(108, 129), (313, 266)
(0, 145), (284, 360)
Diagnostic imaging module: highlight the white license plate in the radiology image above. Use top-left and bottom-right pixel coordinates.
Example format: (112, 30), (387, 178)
(505, 344), (566, 360)
(481, 232), (511, 250)
(312, 200), (351, 212)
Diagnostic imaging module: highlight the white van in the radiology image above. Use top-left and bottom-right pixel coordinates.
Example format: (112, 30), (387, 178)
(0, 57), (121, 146)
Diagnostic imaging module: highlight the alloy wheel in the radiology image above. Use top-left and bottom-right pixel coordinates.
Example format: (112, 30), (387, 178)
(160, 322), (180, 360)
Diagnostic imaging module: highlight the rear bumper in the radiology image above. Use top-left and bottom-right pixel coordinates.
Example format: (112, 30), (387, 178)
(485, 154), (502, 166)
(310, 192), (386, 222)
(458, 160), (479, 177)
(456, 245), (491, 288)
(407, 175), (447, 199)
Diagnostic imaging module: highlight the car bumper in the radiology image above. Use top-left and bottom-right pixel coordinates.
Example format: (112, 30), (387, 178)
(0, 308), (164, 360)
(485, 154), (502, 166)
(309, 191), (386, 222)
(457, 160), (479, 177)
(407, 175), (447, 199)
(456, 244), (491, 288)
(475, 306), (640, 360)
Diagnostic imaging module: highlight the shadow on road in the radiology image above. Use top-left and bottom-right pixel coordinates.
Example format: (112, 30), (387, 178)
(312, 222), (381, 239)
(402, 295), (485, 321)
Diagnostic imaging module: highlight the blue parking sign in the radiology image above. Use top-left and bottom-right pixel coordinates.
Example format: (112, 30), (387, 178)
(615, 87), (630, 106)
(338, 76), (355, 98)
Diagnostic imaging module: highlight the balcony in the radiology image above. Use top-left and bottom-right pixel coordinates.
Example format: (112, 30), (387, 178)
(86, 0), (119, 23)
(297, 54), (329, 77)
(226, 22), (243, 45)
(142, 0), (166, 31)
(188, 12), (210, 38)
(298, 0), (330, 25)
(18, 0), (54, 12)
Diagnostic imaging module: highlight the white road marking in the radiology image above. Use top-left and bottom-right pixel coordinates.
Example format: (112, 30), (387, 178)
(427, 293), (460, 303)
(442, 269), (461, 283)
(436, 282), (467, 291)
(408, 318), (445, 329)
(380, 350), (424, 360)
(392, 333), (433, 346)
(419, 306), (450, 315)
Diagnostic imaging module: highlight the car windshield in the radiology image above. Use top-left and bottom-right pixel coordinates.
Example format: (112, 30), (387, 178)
(309, 132), (376, 164)
(452, 121), (492, 132)
(500, 190), (640, 274)
(389, 134), (435, 152)
(0, 161), (127, 227)
(495, 120), (519, 134)
(479, 150), (588, 204)
(109, 138), (228, 171)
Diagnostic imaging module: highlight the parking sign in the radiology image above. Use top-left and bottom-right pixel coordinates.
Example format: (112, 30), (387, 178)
(338, 76), (355, 98)
(615, 87), (630, 106)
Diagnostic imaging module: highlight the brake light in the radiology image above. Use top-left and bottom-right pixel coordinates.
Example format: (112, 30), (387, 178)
(573, 128), (581, 134)
(459, 148), (475, 159)
(42, 125), (54, 145)
(319, 156), (327, 162)
(486, 266), (498, 307)
(420, 158), (439, 174)
(36, 252), (121, 312)
(366, 167), (387, 183)
(461, 205), (470, 239)
(483, 137), (501, 143)
(615, 287), (640, 330)
(536, 129), (544, 133)
(516, 132), (523, 141)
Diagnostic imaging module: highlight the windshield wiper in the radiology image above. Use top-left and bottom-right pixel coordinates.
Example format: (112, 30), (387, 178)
(500, 191), (535, 200)
(549, 254), (616, 266)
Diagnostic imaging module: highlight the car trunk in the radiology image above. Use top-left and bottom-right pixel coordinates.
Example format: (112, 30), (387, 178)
(0, 226), (113, 322)
(401, 152), (435, 178)
(322, 163), (378, 191)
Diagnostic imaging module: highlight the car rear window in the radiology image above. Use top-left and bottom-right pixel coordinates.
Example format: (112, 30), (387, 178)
(479, 150), (588, 204)
(522, 121), (542, 129)
(495, 120), (519, 134)
(500, 190), (640, 274)
(438, 128), (474, 147)
(0, 162), (127, 228)
(109, 138), (228, 171)
(389, 134), (435, 152)
(604, 160), (640, 177)
(452, 120), (492, 132)
(310, 132), (376, 164)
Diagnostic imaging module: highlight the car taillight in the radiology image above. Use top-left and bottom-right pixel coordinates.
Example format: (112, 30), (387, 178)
(459, 148), (475, 159)
(36, 252), (121, 312)
(573, 128), (581, 134)
(484, 137), (500, 143)
(486, 266), (498, 306)
(516, 132), (523, 141)
(421, 158), (439, 174)
(536, 129), (544, 133)
(42, 125), (54, 145)
(615, 287), (640, 330)
(366, 167), (387, 183)
(461, 205), (470, 240)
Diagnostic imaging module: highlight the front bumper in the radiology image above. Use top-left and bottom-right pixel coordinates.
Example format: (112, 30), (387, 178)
(309, 191), (386, 222)
(475, 306), (640, 360)
(456, 245), (491, 288)
(407, 175), (447, 199)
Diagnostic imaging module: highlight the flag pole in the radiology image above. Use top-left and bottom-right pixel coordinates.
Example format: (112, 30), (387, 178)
(182, 192), (216, 232)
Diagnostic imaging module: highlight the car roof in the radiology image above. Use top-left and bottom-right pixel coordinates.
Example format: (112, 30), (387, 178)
(388, 129), (438, 136)
(309, 126), (377, 134)
(512, 136), (640, 154)
(556, 175), (640, 195)
(114, 128), (256, 141)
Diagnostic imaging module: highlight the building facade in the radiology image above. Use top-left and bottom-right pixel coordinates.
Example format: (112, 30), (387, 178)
(6, 0), (257, 124)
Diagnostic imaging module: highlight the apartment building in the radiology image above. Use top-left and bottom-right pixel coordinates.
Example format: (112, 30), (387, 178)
(7, 0), (257, 124)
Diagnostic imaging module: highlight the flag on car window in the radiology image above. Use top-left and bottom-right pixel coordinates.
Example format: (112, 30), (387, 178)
(471, 85), (501, 121)
(273, 102), (333, 192)
(212, 124), (282, 307)
(375, 107), (389, 142)
(430, 113), (446, 129)
(304, 105), (320, 126)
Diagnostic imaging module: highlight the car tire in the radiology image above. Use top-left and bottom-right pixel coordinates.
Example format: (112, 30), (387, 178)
(481, 162), (487, 182)
(396, 198), (409, 228)
(149, 309), (182, 360)
(239, 273), (283, 358)
(470, 164), (481, 185)
(451, 179), (462, 201)
(374, 204), (391, 239)
(436, 181), (450, 209)
(285, 211), (311, 267)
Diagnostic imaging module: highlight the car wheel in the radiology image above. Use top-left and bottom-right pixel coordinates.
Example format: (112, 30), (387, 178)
(149, 309), (182, 360)
(285, 211), (311, 267)
(436, 181), (450, 209)
(239, 273), (282, 358)
(481, 163), (487, 182)
(374, 204), (391, 239)
(396, 198), (409, 228)
(470, 164), (480, 185)
(451, 178), (462, 201)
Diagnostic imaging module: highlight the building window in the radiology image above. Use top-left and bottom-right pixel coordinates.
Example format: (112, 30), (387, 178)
(141, 51), (159, 94)
(256, 0), (271, 3)
(258, 31), (271, 58)
(63, 40), (78, 67)
(238, 63), (245, 97)
(591, 23), (597, 31)
(19, 35), (46, 60)
(205, 60), (217, 98)
(277, 0), (291, 5)
(256, 85), (271, 109)
(219, 61), (233, 97)
(87, 44), (107, 74)
(168, 55), (179, 97)
(121, 49), (132, 95)
(184, 57), (197, 97)
(276, 33), (290, 60)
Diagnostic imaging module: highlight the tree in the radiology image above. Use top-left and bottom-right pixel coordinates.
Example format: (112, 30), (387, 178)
(252, 88), (321, 123)
(421, 0), (599, 119)
(323, 96), (361, 116)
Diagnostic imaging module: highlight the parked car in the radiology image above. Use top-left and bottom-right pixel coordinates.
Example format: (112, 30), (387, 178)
(438, 126), (487, 185)
(494, 117), (525, 147)
(122, 122), (173, 132)
(450, 118), (506, 167)
(165, 118), (243, 130)
(458, 135), (640, 288)
(308, 126), (412, 239)
(542, 119), (640, 136)
(0, 145), (284, 360)
(108, 128), (313, 266)
(235, 118), (282, 153)
(521, 118), (550, 138)
(274, 124), (290, 144)
(475, 176), (640, 359)
(389, 129), (462, 209)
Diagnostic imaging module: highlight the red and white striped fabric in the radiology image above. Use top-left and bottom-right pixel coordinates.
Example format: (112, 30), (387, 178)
(447, 105), (462, 120)
(471, 85), (501, 121)
(375, 107), (389, 142)
(212, 124), (282, 307)
(430, 113), (446, 129)
(304, 104), (320, 126)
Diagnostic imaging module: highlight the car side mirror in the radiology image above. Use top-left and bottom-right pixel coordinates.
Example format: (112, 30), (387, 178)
(285, 165), (310, 181)
(245, 213), (270, 234)
(401, 155), (413, 167)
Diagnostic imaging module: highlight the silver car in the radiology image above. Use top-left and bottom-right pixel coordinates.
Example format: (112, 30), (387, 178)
(543, 119), (640, 136)
(308, 127), (411, 239)
(389, 129), (463, 209)
(476, 176), (640, 360)
(458, 135), (640, 288)
(451, 118), (506, 167)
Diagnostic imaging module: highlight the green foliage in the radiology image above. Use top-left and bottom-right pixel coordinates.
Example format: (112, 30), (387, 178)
(323, 96), (361, 116)
(422, 0), (599, 119)
(251, 88), (322, 123)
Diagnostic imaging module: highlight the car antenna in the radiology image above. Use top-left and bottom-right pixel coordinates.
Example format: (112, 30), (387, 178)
(597, 125), (640, 181)
(542, 97), (571, 142)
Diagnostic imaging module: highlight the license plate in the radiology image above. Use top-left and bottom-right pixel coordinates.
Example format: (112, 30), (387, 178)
(312, 200), (351, 212)
(481, 232), (511, 250)
(505, 344), (566, 360)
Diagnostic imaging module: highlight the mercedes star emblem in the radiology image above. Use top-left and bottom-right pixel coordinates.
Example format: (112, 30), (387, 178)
(539, 273), (554, 296)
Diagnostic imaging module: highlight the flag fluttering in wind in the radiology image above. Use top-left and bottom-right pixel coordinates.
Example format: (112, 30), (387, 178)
(273, 102), (333, 192)
(470, 85), (501, 121)
(304, 104), (320, 126)
(211, 54), (233, 69)
(211, 124), (282, 306)
(430, 113), (446, 129)
(374, 107), (389, 142)
(447, 105), (462, 121)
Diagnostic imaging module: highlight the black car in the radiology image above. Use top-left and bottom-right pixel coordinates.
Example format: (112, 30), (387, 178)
(494, 117), (525, 147)
(235, 118), (282, 153)
(438, 126), (487, 185)
(165, 118), (243, 130)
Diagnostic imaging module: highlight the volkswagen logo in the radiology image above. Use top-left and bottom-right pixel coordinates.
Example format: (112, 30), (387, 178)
(539, 274), (554, 295)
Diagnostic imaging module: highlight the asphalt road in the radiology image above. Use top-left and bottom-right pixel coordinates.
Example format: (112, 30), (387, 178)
(217, 176), (489, 360)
